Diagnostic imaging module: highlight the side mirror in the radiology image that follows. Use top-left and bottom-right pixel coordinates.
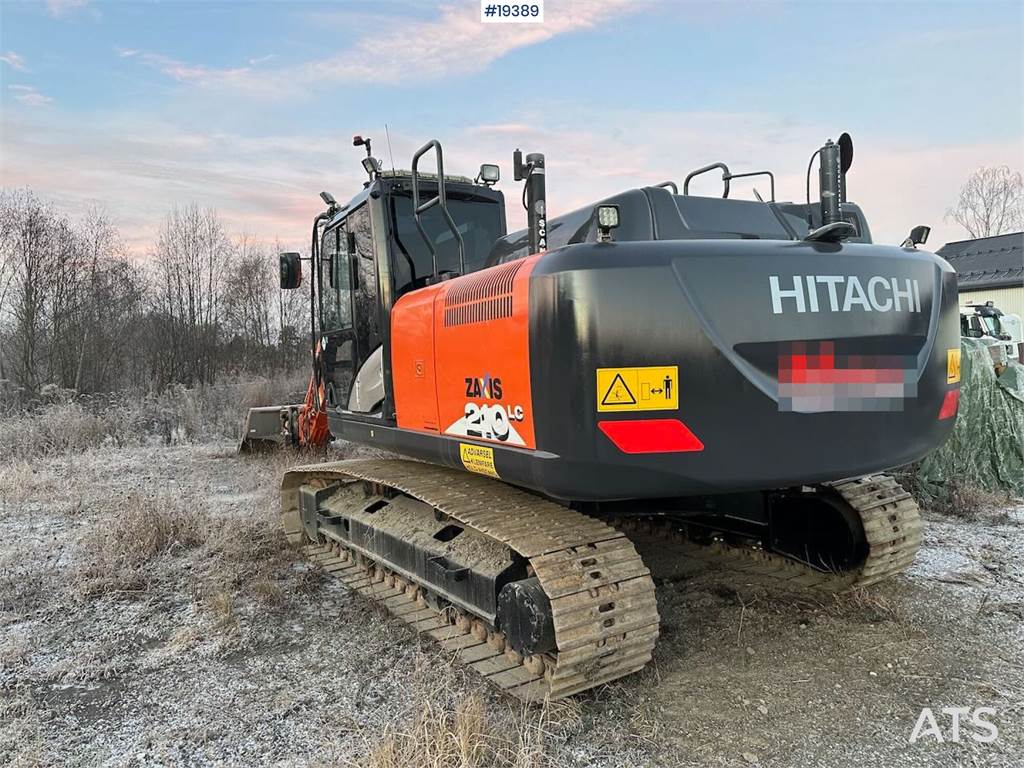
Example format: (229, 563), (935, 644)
(902, 225), (930, 248)
(279, 252), (302, 289)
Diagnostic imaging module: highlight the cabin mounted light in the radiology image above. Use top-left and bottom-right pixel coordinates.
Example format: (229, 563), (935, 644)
(476, 163), (500, 186)
(362, 156), (382, 178)
(596, 204), (620, 243)
(901, 225), (930, 249)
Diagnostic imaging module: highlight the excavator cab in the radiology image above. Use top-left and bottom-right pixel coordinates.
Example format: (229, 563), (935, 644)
(240, 140), (506, 449)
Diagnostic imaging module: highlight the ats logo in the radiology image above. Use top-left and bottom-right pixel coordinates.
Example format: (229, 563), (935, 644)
(447, 373), (527, 445)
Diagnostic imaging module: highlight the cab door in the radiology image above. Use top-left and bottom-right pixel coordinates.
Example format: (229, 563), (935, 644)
(318, 224), (356, 409)
(346, 203), (384, 413)
(319, 203), (383, 412)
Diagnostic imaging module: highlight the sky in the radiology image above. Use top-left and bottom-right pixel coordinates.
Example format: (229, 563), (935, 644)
(1, 0), (1022, 254)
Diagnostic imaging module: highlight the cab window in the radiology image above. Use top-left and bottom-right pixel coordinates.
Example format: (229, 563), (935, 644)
(320, 226), (352, 332)
(389, 192), (503, 296)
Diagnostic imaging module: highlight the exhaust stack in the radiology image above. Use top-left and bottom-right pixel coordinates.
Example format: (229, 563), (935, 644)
(818, 138), (842, 226)
(514, 149), (547, 254)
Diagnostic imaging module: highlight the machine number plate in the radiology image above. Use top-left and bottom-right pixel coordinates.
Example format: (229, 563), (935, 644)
(459, 443), (500, 478)
(597, 366), (679, 412)
(947, 348), (961, 384)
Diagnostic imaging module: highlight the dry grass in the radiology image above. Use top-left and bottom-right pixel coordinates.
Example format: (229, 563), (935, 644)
(743, 584), (907, 627)
(928, 479), (1014, 523)
(44, 646), (124, 685)
(0, 458), (60, 505)
(251, 574), (286, 606)
(76, 492), (207, 594)
(356, 692), (553, 768)
(831, 587), (905, 624)
(627, 700), (661, 746)
(71, 466), (300, 615)
(0, 702), (54, 768)
(293, 563), (328, 596)
(207, 588), (240, 635)
(1, 631), (31, 671)
(343, 651), (592, 768)
(361, 694), (495, 768)
(0, 372), (307, 461)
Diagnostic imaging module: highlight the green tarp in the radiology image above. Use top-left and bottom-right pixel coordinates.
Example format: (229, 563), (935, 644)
(912, 338), (1024, 503)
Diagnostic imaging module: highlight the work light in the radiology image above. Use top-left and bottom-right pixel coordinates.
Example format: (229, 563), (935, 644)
(477, 163), (500, 186)
(596, 204), (620, 242)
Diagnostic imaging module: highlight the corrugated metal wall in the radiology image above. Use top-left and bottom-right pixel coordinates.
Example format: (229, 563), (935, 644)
(961, 286), (1024, 319)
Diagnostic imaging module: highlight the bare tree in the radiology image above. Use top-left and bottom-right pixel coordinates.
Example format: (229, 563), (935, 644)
(945, 166), (1024, 238)
(221, 234), (278, 372)
(1, 189), (306, 396)
(0, 191), (148, 395)
(224, 235), (272, 346)
(0, 190), (58, 392)
(68, 207), (144, 393)
(150, 204), (232, 386)
(0, 192), (21, 381)
(273, 238), (310, 371)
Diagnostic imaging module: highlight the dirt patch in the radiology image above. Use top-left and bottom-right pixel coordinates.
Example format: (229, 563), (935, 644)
(1, 443), (1021, 767)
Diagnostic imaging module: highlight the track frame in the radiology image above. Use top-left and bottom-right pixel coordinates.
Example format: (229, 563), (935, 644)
(282, 458), (661, 701)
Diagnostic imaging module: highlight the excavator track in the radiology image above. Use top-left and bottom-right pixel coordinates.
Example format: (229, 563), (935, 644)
(281, 458), (660, 702)
(618, 475), (923, 591)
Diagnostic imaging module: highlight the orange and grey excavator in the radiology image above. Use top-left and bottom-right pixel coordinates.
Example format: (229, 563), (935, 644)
(241, 132), (959, 700)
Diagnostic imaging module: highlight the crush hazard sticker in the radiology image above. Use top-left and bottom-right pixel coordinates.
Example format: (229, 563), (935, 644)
(597, 366), (679, 412)
(459, 443), (499, 478)
(947, 348), (961, 384)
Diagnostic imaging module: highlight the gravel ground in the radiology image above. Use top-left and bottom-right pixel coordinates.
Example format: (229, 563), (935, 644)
(1, 443), (1021, 767)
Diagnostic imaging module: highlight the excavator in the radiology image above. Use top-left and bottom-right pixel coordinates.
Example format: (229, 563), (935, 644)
(241, 133), (959, 700)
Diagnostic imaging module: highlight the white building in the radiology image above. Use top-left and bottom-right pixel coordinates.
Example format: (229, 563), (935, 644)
(937, 232), (1024, 317)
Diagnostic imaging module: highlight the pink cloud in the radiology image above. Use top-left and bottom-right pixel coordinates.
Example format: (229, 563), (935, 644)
(127, 0), (640, 99)
(0, 51), (27, 71)
(8, 85), (52, 107)
(46, 0), (89, 18)
(2, 105), (1020, 257)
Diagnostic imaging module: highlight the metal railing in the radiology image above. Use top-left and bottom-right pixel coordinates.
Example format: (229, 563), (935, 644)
(411, 140), (465, 279)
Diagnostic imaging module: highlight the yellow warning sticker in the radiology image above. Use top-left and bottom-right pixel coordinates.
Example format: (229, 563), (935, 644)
(947, 348), (961, 384)
(597, 366), (679, 412)
(459, 443), (500, 478)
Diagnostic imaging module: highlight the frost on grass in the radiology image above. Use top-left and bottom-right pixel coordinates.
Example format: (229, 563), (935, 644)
(76, 492), (207, 595)
(1, 396), (1022, 767)
(0, 373), (306, 463)
(338, 653), (588, 768)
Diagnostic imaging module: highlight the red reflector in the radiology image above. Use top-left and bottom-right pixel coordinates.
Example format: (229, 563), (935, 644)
(598, 419), (704, 454)
(938, 389), (959, 420)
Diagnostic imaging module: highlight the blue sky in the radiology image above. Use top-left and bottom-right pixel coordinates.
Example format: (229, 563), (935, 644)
(1, 0), (1022, 252)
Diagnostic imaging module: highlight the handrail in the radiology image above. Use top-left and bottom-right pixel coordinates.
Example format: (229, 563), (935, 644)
(725, 170), (776, 202)
(411, 139), (465, 279)
(683, 162), (731, 198)
(655, 181), (678, 194)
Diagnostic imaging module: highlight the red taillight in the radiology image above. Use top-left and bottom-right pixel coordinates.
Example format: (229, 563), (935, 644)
(598, 418), (704, 454)
(938, 389), (960, 420)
